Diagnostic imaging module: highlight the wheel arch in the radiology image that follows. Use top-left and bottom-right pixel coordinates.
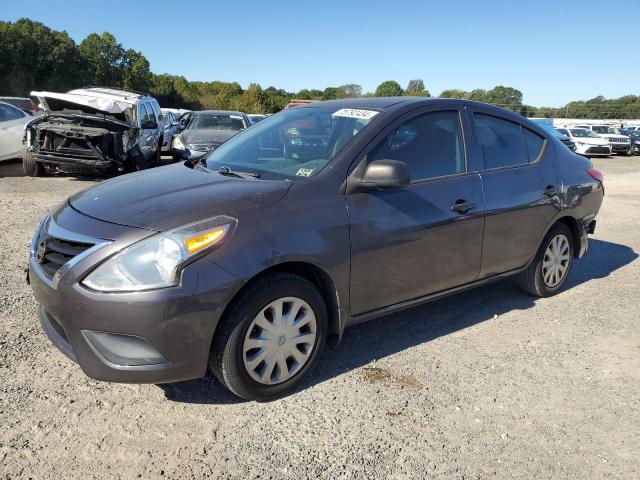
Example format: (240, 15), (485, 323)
(215, 261), (343, 343)
(555, 216), (581, 258)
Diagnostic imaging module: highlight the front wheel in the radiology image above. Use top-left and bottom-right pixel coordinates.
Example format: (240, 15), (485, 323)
(210, 273), (328, 401)
(22, 151), (45, 177)
(518, 223), (574, 297)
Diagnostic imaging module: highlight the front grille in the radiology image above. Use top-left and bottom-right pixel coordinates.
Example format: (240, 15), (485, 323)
(586, 146), (611, 154)
(35, 231), (94, 280)
(607, 136), (630, 144)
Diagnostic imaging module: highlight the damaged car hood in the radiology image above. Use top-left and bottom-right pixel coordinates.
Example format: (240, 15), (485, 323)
(31, 90), (134, 124)
(69, 162), (292, 231)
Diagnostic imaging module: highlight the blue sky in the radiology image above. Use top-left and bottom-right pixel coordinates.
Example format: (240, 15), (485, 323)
(2, 0), (636, 107)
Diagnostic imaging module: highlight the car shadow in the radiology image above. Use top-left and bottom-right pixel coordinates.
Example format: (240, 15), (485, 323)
(0, 159), (24, 177)
(159, 239), (637, 404)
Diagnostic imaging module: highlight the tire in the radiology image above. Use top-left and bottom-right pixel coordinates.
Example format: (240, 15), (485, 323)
(22, 151), (44, 177)
(210, 272), (328, 401)
(518, 222), (574, 297)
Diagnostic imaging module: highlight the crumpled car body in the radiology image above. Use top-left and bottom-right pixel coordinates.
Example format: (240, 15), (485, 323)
(24, 88), (163, 175)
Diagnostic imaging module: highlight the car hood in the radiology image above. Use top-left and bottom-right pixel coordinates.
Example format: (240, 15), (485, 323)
(31, 90), (133, 125)
(69, 162), (291, 231)
(182, 129), (239, 145)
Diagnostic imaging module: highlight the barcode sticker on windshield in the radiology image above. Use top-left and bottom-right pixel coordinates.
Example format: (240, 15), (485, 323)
(332, 109), (379, 120)
(296, 168), (314, 177)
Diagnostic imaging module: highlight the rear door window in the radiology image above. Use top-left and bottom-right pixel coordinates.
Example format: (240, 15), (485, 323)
(368, 110), (466, 182)
(523, 128), (545, 161)
(474, 113), (527, 169)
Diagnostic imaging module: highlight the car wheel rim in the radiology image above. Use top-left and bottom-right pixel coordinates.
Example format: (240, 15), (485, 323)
(243, 297), (317, 385)
(542, 234), (571, 288)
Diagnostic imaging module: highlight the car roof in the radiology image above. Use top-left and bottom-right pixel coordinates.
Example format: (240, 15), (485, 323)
(295, 96), (525, 115)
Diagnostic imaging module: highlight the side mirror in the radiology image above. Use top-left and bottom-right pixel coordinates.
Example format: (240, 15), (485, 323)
(171, 121), (180, 127)
(361, 159), (410, 189)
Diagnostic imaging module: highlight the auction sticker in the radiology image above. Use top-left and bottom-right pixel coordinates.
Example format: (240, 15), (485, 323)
(332, 109), (379, 120)
(296, 168), (315, 177)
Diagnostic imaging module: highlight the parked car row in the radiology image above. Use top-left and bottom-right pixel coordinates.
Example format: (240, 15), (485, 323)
(556, 124), (633, 157)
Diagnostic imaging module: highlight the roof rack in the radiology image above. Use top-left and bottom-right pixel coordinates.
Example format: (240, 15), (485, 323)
(79, 86), (151, 99)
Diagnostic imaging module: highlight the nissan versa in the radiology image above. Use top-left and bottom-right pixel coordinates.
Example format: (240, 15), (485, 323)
(28, 98), (604, 401)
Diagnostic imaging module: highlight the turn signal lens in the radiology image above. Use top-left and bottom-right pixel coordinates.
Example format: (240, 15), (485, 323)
(184, 227), (227, 254)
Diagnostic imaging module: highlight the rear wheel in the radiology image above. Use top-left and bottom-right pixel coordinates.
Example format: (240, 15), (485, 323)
(518, 223), (574, 297)
(22, 151), (44, 177)
(210, 273), (327, 401)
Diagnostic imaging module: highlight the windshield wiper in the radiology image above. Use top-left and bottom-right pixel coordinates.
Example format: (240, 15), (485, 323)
(217, 166), (260, 179)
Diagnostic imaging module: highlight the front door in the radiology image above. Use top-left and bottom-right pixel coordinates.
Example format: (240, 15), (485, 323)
(347, 108), (485, 316)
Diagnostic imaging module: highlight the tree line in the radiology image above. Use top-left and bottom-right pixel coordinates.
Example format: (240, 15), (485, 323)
(2, 18), (640, 119)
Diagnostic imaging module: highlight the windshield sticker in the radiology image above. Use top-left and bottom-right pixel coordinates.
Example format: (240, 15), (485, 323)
(332, 109), (379, 120)
(296, 168), (314, 177)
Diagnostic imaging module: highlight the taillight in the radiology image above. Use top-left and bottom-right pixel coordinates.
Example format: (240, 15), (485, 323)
(586, 167), (603, 183)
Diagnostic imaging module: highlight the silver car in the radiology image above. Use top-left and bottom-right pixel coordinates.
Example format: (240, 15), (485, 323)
(0, 101), (32, 161)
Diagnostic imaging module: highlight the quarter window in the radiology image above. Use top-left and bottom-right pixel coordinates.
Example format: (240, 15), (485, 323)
(474, 113), (527, 169)
(523, 128), (545, 161)
(368, 110), (465, 182)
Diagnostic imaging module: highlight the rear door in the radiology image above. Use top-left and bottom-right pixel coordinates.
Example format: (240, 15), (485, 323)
(0, 103), (27, 160)
(468, 109), (560, 277)
(347, 107), (485, 316)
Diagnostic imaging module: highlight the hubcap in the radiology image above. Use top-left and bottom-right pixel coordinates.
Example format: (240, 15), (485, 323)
(542, 234), (571, 288)
(243, 297), (317, 385)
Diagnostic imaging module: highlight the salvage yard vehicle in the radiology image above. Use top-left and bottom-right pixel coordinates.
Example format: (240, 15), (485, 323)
(23, 87), (165, 176)
(624, 130), (640, 155)
(28, 98), (604, 401)
(555, 127), (612, 157)
(171, 110), (249, 161)
(247, 114), (268, 125)
(575, 124), (631, 155)
(0, 100), (33, 161)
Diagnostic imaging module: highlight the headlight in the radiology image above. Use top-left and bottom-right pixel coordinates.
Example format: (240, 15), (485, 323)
(172, 135), (185, 149)
(82, 216), (236, 292)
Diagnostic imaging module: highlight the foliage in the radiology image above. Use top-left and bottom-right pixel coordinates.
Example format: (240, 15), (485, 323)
(404, 79), (430, 97)
(375, 80), (403, 97)
(2, 18), (639, 118)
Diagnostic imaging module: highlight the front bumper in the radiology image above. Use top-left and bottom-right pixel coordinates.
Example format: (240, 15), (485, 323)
(29, 205), (243, 384)
(32, 150), (117, 171)
(611, 144), (631, 153)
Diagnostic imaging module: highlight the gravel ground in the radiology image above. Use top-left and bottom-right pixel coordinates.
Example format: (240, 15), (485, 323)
(1, 156), (639, 479)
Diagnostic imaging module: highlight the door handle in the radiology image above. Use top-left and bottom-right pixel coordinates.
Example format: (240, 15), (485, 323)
(450, 199), (475, 214)
(544, 185), (559, 197)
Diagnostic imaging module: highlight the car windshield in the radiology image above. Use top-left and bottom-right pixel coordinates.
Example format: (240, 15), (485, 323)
(570, 129), (600, 138)
(592, 126), (616, 134)
(189, 113), (247, 131)
(204, 106), (380, 180)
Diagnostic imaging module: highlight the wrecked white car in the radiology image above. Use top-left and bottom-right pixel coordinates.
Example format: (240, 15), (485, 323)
(23, 87), (164, 176)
